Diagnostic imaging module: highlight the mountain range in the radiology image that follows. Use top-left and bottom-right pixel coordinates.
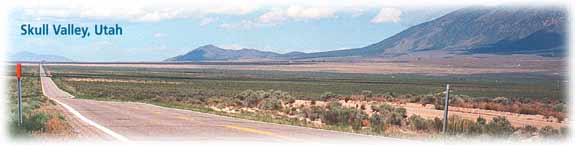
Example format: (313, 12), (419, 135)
(7, 51), (73, 62)
(166, 6), (566, 61)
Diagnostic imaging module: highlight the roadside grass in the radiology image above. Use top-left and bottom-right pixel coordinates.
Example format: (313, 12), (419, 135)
(7, 66), (75, 139)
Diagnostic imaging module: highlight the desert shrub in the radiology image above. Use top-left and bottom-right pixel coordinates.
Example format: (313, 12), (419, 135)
(420, 95), (435, 105)
(446, 116), (480, 135)
(322, 101), (347, 125)
(485, 116), (514, 137)
(385, 112), (403, 126)
(350, 109), (368, 131)
(521, 125), (538, 136)
(433, 96), (445, 110)
(372, 103), (394, 113)
(451, 95), (466, 105)
(473, 97), (492, 103)
(381, 92), (396, 99)
(258, 98), (282, 110)
(517, 105), (539, 115)
(46, 117), (66, 133)
(320, 92), (338, 101)
(433, 117), (443, 132)
(394, 107), (407, 118)
(235, 90), (257, 107)
(476, 116), (486, 125)
(370, 113), (386, 134)
(344, 96), (352, 103)
(408, 96), (421, 103)
(271, 90), (295, 104)
(361, 90), (373, 99)
(23, 112), (49, 132)
(370, 104), (404, 126)
(492, 97), (512, 105)
(408, 115), (430, 131)
(302, 106), (323, 121)
(539, 126), (559, 138)
(552, 103), (565, 113)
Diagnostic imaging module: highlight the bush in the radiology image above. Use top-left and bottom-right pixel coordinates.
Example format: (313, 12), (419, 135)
(272, 90), (295, 104)
(433, 96), (445, 110)
(320, 92), (338, 101)
(372, 103), (394, 113)
(492, 97), (512, 105)
(394, 107), (407, 118)
(539, 126), (559, 138)
(408, 96), (421, 103)
(433, 117), (443, 132)
(447, 116), (480, 135)
(408, 115), (430, 131)
(304, 106), (324, 121)
(361, 90), (373, 99)
(350, 109), (368, 131)
(385, 112), (403, 126)
(370, 113), (386, 134)
(476, 116), (486, 125)
(420, 95), (435, 105)
(485, 116), (514, 137)
(258, 98), (282, 110)
(23, 112), (49, 132)
(521, 125), (538, 135)
(322, 101), (348, 125)
(552, 103), (565, 113)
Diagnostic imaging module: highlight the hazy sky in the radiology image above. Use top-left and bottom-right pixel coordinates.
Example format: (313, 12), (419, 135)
(9, 1), (463, 61)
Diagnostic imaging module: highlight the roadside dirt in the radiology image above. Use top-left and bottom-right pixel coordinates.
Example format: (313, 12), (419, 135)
(293, 100), (566, 129)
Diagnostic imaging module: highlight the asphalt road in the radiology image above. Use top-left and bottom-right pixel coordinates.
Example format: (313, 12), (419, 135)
(39, 64), (411, 144)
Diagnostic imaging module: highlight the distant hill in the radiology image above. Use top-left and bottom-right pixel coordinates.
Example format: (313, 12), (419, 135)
(165, 45), (285, 61)
(8, 51), (73, 62)
(291, 6), (566, 59)
(166, 6), (566, 61)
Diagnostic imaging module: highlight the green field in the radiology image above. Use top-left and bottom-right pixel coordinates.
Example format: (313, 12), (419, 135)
(48, 65), (565, 102)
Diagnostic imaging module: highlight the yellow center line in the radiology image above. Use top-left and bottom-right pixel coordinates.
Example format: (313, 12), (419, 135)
(167, 111), (295, 141)
(224, 125), (293, 140)
(175, 115), (194, 121)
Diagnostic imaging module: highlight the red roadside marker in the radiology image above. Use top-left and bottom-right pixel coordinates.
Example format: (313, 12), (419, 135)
(16, 64), (22, 80)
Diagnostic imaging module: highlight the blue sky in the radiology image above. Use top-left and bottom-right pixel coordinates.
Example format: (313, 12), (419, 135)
(9, 4), (457, 61)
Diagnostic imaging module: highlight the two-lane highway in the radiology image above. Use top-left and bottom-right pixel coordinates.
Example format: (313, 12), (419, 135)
(39, 64), (411, 144)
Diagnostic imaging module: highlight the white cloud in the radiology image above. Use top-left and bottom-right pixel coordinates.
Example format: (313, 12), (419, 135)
(221, 6), (336, 29)
(16, 1), (260, 22)
(258, 6), (335, 24)
(370, 8), (402, 24)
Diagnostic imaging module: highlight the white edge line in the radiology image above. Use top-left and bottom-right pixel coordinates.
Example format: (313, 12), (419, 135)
(40, 74), (133, 143)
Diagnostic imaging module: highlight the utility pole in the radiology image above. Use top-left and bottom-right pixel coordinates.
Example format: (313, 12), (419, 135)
(16, 63), (22, 126)
(442, 84), (450, 134)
